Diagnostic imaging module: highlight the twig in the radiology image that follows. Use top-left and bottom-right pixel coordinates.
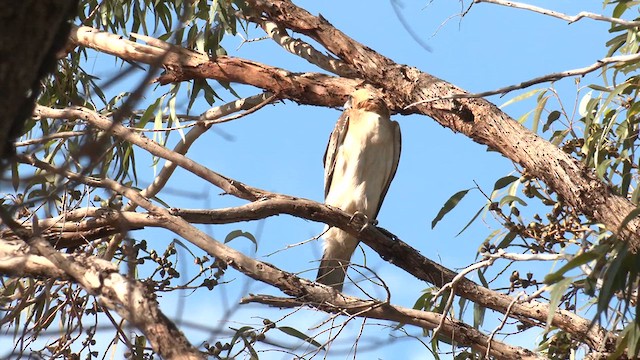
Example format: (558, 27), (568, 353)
(486, 292), (525, 359)
(241, 294), (541, 359)
(405, 52), (640, 109)
(483, 249), (569, 262)
(476, 0), (640, 27)
(14, 131), (88, 147)
(432, 258), (494, 339)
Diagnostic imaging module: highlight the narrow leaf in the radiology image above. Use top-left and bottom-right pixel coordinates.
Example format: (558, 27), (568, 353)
(431, 189), (471, 229)
(455, 205), (484, 237)
(546, 277), (573, 331)
(493, 175), (519, 192)
(498, 195), (527, 207)
(277, 326), (323, 348)
(225, 230), (257, 250)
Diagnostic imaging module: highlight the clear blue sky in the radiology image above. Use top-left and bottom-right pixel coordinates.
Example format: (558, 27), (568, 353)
(1, 1), (615, 359)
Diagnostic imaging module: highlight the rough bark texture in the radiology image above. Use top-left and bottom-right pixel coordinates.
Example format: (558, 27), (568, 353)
(0, 0), (77, 160)
(246, 0), (640, 253)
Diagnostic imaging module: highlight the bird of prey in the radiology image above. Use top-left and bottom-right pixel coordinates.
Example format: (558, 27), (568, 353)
(316, 88), (401, 291)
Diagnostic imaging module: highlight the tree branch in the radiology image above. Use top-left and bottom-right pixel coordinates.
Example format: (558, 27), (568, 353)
(241, 294), (540, 359)
(241, 11), (358, 78)
(245, 0), (640, 261)
(475, 0), (640, 27)
(8, 152), (615, 353)
(69, 25), (357, 108)
(0, 236), (203, 360)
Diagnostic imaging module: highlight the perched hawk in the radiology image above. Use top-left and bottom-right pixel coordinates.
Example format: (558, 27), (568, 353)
(316, 88), (402, 291)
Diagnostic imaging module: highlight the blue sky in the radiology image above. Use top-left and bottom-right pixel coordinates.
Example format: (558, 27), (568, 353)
(1, 1), (618, 359)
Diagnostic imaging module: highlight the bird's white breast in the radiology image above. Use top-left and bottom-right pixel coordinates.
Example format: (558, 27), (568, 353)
(325, 110), (395, 218)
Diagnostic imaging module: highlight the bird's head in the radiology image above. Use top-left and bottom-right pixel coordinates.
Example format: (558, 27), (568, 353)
(345, 89), (390, 117)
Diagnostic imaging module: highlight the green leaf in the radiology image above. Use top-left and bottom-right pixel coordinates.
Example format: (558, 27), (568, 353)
(455, 205), (484, 237)
(587, 84), (611, 92)
(496, 231), (517, 250)
(617, 206), (640, 235)
(546, 277), (573, 331)
(431, 189), (472, 229)
(578, 90), (594, 118)
(499, 88), (543, 109)
(229, 326), (254, 349)
(532, 95), (548, 133)
(477, 269), (489, 287)
(11, 162), (19, 191)
(542, 110), (561, 133)
(492, 175), (519, 192)
(498, 195), (527, 207)
(473, 302), (485, 329)
(171, 238), (197, 259)
(277, 326), (323, 348)
(224, 230), (257, 250)
(544, 251), (601, 285)
(597, 244), (627, 316)
(595, 158), (612, 179)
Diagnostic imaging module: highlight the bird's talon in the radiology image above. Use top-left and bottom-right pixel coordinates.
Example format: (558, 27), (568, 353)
(348, 211), (368, 225)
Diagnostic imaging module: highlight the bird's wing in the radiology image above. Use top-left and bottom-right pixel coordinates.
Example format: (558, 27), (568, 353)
(323, 110), (350, 198)
(373, 120), (401, 218)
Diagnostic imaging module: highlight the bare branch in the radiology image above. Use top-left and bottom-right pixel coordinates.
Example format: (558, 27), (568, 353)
(70, 25), (357, 108)
(405, 52), (640, 107)
(483, 249), (569, 262)
(475, 0), (640, 27)
(242, 294), (540, 359)
(14, 131), (88, 147)
(250, 16), (358, 78)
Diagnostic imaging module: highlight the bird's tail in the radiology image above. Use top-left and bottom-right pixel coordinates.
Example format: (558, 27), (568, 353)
(316, 248), (351, 292)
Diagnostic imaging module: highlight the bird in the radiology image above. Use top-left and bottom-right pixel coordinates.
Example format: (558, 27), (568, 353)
(316, 88), (401, 291)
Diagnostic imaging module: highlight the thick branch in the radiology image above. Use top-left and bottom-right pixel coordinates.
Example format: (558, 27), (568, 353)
(68, 26), (357, 108)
